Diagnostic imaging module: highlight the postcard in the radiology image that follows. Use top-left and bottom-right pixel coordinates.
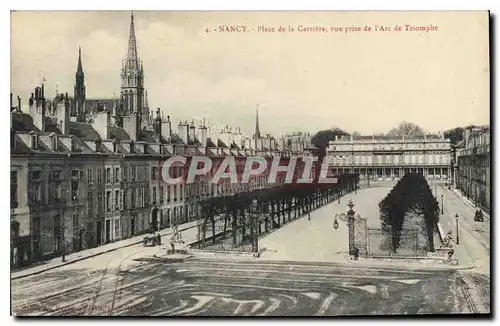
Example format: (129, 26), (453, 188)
(10, 10), (490, 316)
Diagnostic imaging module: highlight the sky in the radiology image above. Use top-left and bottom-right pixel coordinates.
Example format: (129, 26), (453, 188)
(10, 10), (490, 137)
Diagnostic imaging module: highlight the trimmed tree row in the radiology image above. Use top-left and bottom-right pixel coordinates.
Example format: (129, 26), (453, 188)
(199, 173), (360, 249)
(378, 173), (439, 253)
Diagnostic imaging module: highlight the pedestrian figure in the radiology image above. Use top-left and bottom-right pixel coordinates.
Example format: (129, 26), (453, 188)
(353, 247), (360, 261)
(308, 212), (311, 221)
(157, 233), (161, 246)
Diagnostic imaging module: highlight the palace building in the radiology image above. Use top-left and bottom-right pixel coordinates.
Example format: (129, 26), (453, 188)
(326, 134), (452, 180)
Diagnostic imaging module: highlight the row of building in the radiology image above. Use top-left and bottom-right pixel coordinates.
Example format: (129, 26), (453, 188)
(453, 126), (491, 213)
(10, 13), (316, 267)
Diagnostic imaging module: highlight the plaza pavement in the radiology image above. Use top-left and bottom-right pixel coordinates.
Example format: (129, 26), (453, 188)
(257, 185), (392, 263)
(12, 258), (474, 316)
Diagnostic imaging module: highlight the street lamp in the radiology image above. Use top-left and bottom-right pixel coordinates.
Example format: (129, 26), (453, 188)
(455, 213), (460, 245)
(441, 194), (444, 215)
(333, 214), (339, 230)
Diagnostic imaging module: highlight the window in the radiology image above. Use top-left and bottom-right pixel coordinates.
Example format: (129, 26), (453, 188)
(72, 212), (79, 229)
(131, 166), (136, 181)
(52, 136), (58, 151)
(123, 167), (128, 182)
(10, 171), (18, 209)
(53, 183), (61, 200)
(114, 217), (121, 239)
(71, 181), (78, 201)
(131, 189), (136, 209)
(123, 190), (128, 210)
(86, 169), (93, 183)
(97, 169), (102, 183)
(106, 191), (111, 212)
(138, 188), (143, 207)
(31, 184), (41, 204)
(160, 186), (164, 204)
(151, 167), (157, 181)
(11, 130), (16, 150)
(71, 139), (77, 151)
(137, 167), (142, 181)
(31, 134), (38, 150)
(115, 167), (120, 183)
(106, 167), (111, 183)
(115, 190), (120, 209)
(113, 142), (117, 153)
(97, 193), (104, 212)
(71, 169), (79, 180)
(152, 187), (157, 204)
(167, 186), (171, 202)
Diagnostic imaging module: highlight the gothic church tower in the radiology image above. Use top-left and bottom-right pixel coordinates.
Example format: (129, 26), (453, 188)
(120, 12), (145, 118)
(74, 46), (86, 121)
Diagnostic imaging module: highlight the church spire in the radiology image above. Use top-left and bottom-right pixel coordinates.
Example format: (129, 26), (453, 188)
(77, 46), (83, 75)
(74, 46), (86, 121)
(254, 104), (261, 139)
(126, 11), (139, 72)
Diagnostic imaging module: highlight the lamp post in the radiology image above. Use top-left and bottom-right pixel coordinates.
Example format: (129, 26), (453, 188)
(441, 194), (444, 215)
(455, 213), (460, 245)
(347, 199), (355, 255)
(61, 221), (66, 262)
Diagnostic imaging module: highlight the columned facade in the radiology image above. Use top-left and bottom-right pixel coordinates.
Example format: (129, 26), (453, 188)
(327, 135), (452, 181)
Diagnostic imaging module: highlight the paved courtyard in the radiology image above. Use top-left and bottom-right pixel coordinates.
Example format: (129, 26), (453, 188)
(12, 258), (473, 316)
(258, 185), (393, 262)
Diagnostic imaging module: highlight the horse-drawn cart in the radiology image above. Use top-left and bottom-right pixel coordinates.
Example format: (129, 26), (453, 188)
(143, 233), (161, 247)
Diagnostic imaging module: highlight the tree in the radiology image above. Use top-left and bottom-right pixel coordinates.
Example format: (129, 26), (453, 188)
(351, 131), (362, 137)
(387, 121), (425, 137)
(443, 127), (465, 145)
(311, 127), (350, 149)
(378, 173), (439, 253)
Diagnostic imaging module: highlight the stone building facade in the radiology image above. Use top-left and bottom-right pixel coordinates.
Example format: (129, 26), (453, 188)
(326, 134), (452, 180)
(456, 126), (491, 213)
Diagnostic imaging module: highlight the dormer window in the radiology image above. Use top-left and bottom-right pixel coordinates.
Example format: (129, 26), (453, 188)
(144, 144), (148, 153)
(112, 141), (117, 153)
(11, 130), (16, 150)
(70, 139), (77, 152)
(30, 133), (39, 150)
(50, 134), (58, 151)
(95, 139), (101, 152)
(130, 141), (135, 153)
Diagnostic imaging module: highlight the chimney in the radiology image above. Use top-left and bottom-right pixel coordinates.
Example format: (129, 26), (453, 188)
(198, 121), (208, 147)
(92, 109), (111, 140)
(123, 112), (139, 141)
(177, 121), (189, 145)
(55, 94), (70, 135)
(10, 93), (13, 110)
(189, 120), (196, 144)
(160, 114), (171, 142)
(17, 96), (21, 112)
(29, 86), (46, 132)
